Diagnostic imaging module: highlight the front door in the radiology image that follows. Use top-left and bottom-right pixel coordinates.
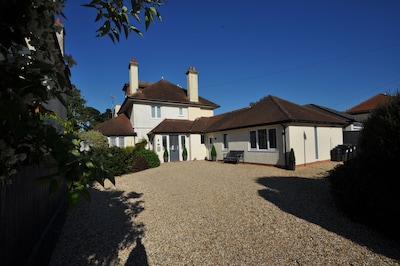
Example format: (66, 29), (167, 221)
(169, 135), (180, 161)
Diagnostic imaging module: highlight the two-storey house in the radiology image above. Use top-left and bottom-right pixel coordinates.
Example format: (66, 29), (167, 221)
(95, 58), (220, 161)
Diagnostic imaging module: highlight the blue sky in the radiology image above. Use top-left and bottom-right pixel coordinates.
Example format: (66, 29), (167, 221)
(61, 0), (400, 115)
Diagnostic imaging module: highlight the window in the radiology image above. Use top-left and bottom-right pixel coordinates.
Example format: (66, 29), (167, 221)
(249, 128), (277, 150)
(250, 131), (257, 149)
(118, 137), (125, 148)
(179, 107), (183, 116)
(109, 137), (117, 147)
(109, 137), (124, 148)
(181, 135), (186, 148)
(200, 134), (205, 144)
(258, 129), (267, 149)
(223, 134), (228, 150)
(151, 105), (161, 118)
(268, 129), (277, 148)
(162, 135), (167, 149)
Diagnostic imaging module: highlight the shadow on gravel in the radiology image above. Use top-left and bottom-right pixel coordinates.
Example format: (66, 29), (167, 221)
(256, 176), (400, 261)
(49, 188), (148, 265)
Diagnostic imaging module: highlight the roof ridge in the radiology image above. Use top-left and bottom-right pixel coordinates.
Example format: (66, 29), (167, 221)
(269, 95), (293, 120)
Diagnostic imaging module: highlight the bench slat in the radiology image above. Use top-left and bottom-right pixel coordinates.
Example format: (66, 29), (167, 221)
(223, 150), (244, 164)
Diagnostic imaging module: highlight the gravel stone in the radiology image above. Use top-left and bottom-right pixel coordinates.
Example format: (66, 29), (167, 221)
(49, 161), (400, 265)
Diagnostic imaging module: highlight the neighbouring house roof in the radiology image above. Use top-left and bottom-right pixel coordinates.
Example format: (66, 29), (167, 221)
(345, 93), (390, 115)
(150, 95), (347, 134)
(93, 113), (136, 136)
(305, 104), (360, 123)
(118, 79), (219, 116)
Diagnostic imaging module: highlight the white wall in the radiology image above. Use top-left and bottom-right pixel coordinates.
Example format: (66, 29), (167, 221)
(206, 125), (285, 165)
(188, 106), (214, 120)
(132, 103), (189, 142)
(188, 134), (207, 160)
(286, 125), (343, 165)
(206, 124), (343, 166)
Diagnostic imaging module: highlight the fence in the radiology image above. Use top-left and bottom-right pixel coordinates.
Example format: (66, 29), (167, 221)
(343, 131), (361, 145)
(0, 165), (67, 265)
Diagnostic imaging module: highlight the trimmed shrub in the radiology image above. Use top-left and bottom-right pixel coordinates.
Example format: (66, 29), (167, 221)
(132, 156), (149, 172)
(133, 149), (160, 169)
(328, 92), (400, 240)
(92, 146), (132, 176)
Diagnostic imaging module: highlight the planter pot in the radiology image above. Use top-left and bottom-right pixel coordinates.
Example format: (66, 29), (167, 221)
(288, 161), (296, 170)
(164, 157), (168, 162)
(212, 156), (217, 161)
(183, 156), (187, 161)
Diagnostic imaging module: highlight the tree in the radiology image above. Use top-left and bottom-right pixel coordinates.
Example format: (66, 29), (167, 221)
(329, 92), (400, 239)
(77, 130), (109, 149)
(0, 0), (165, 208)
(83, 0), (165, 43)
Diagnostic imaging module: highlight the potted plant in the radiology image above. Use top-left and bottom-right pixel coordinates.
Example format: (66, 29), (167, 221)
(211, 145), (217, 161)
(163, 147), (169, 162)
(182, 146), (188, 161)
(288, 148), (296, 170)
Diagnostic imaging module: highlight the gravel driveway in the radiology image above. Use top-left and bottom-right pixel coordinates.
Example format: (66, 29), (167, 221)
(49, 161), (400, 265)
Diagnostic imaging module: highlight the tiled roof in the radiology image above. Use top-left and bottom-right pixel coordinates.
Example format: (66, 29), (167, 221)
(205, 95), (347, 132)
(150, 117), (211, 134)
(346, 93), (390, 114)
(305, 104), (360, 123)
(150, 95), (347, 134)
(120, 79), (219, 113)
(93, 113), (135, 136)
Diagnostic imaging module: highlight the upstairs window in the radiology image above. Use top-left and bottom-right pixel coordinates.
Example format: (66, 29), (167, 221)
(151, 105), (161, 118)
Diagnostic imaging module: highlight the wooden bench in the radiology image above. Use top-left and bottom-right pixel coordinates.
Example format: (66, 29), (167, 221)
(223, 150), (244, 164)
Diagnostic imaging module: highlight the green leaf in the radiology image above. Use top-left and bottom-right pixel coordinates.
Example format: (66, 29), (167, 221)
(67, 190), (81, 211)
(85, 161), (95, 168)
(71, 149), (80, 156)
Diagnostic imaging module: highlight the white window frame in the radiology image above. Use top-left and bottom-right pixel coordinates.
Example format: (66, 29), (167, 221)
(249, 128), (277, 151)
(109, 136), (125, 148)
(151, 105), (161, 119)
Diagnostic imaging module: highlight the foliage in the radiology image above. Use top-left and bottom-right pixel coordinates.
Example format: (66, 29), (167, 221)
(0, 0), (164, 209)
(132, 156), (149, 172)
(328, 92), (400, 240)
(83, 0), (166, 43)
(92, 147), (132, 176)
(289, 148), (295, 162)
(67, 87), (112, 130)
(134, 138), (148, 150)
(76, 130), (109, 149)
(211, 145), (217, 157)
(133, 149), (160, 169)
(92, 146), (160, 175)
(163, 147), (169, 157)
(182, 146), (187, 160)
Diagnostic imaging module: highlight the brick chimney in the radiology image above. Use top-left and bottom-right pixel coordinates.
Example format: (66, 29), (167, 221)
(186, 66), (199, 102)
(128, 58), (139, 96)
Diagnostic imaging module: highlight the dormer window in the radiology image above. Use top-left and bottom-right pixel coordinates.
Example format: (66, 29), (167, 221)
(151, 105), (161, 118)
